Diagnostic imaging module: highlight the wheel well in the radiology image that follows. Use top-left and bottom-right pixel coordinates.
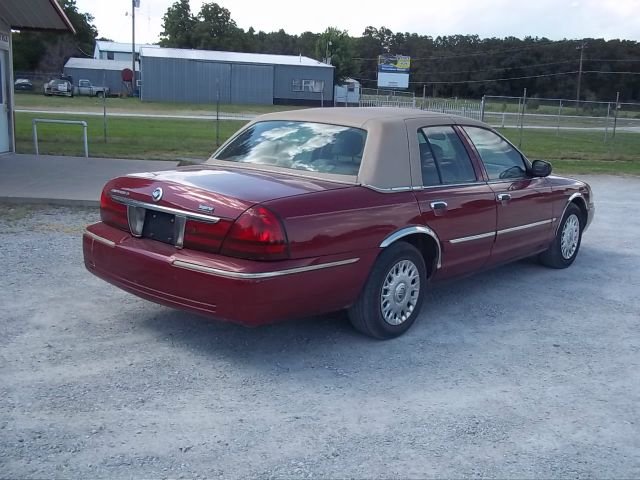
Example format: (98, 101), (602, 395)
(397, 234), (439, 278)
(570, 198), (588, 225)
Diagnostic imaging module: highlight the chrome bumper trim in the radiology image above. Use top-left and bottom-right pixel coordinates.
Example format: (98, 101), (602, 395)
(111, 194), (221, 224)
(83, 229), (116, 248)
(171, 257), (360, 280)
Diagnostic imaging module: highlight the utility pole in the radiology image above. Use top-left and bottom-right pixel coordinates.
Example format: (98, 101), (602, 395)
(132, 0), (139, 95)
(576, 41), (587, 109)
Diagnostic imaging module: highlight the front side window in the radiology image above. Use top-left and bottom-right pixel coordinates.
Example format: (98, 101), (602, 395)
(213, 121), (366, 176)
(418, 126), (477, 186)
(463, 126), (527, 180)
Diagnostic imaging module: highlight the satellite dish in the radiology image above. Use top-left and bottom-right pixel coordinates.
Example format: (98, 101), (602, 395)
(122, 68), (133, 82)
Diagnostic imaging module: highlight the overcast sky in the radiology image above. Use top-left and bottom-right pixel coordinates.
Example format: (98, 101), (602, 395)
(76, 0), (640, 44)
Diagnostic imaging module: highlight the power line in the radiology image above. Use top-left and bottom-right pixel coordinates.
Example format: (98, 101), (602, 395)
(410, 60), (576, 78)
(353, 39), (574, 62)
(352, 69), (640, 85)
(586, 58), (640, 62)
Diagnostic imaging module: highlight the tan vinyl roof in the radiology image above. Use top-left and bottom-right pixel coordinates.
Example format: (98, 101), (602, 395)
(210, 107), (488, 191)
(0, 0), (75, 32)
(256, 107), (459, 128)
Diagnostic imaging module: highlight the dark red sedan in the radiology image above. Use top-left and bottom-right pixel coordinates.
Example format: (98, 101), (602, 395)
(83, 108), (594, 338)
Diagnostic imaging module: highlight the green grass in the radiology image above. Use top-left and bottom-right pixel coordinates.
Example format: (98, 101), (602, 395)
(14, 111), (640, 175)
(500, 128), (640, 175)
(16, 112), (247, 160)
(14, 93), (303, 116)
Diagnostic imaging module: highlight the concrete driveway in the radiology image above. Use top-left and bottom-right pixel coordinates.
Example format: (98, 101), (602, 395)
(0, 175), (638, 478)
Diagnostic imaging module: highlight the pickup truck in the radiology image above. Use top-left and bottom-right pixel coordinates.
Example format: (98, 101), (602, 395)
(73, 79), (110, 97)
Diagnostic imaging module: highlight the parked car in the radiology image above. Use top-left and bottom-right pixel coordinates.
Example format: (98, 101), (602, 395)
(83, 108), (594, 339)
(43, 78), (73, 97)
(14, 78), (33, 91)
(74, 79), (110, 97)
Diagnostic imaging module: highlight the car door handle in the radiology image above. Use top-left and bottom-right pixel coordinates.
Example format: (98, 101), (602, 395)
(430, 201), (448, 210)
(496, 193), (511, 203)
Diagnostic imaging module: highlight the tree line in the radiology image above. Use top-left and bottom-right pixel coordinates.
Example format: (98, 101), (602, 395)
(12, 0), (640, 102)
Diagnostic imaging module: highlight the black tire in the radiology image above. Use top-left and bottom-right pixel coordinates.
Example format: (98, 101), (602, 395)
(539, 203), (583, 269)
(96, 91), (103, 98)
(348, 242), (427, 339)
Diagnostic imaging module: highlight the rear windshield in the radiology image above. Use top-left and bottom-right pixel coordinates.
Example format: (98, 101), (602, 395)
(213, 121), (367, 176)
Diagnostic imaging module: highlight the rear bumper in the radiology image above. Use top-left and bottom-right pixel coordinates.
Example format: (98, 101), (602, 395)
(83, 223), (375, 326)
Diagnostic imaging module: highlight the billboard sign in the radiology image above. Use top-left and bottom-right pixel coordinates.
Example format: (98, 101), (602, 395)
(377, 55), (410, 89)
(377, 72), (409, 89)
(378, 55), (411, 73)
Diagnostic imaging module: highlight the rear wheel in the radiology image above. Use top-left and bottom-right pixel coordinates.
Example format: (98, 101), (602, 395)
(539, 203), (583, 268)
(96, 91), (104, 98)
(348, 242), (427, 339)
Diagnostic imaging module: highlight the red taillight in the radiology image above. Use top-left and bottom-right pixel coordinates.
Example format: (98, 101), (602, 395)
(100, 190), (128, 231)
(220, 206), (288, 261)
(183, 219), (231, 253)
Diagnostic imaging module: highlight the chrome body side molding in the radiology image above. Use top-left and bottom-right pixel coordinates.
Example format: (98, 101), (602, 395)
(497, 218), (555, 235)
(379, 226), (443, 269)
(449, 231), (495, 244)
(172, 257), (360, 280)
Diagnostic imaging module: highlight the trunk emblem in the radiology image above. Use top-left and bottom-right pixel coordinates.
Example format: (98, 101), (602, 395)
(152, 187), (163, 202)
(198, 204), (215, 213)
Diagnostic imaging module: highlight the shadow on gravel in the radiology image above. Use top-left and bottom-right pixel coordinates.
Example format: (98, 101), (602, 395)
(134, 252), (591, 371)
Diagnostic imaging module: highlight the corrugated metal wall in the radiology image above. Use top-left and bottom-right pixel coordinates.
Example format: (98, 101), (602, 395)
(62, 67), (137, 95)
(230, 64), (273, 104)
(142, 57), (232, 104)
(142, 55), (333, 105)
(273, 65), (334, 103)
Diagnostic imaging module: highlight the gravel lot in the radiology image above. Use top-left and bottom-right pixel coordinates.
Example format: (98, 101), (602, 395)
(1, 175), (639, 479)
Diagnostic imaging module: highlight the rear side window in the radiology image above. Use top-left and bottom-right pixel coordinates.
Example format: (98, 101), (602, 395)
(463, 126), (527, 180)
(214, 121), (366, 176)
(418, 126), (477, 186)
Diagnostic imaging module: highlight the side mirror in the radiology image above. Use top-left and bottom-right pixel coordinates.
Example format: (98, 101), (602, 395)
(531, 159), (552, 177)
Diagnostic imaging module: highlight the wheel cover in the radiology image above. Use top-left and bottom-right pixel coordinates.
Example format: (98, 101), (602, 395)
(380, 259), (421, 326)
(561, 213), (580, 259)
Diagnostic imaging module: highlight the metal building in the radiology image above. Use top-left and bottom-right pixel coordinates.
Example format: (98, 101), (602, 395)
(63, 58), (139, 96)
(140, 48), (334, 106)
(0, 0), (74, 154)
(93, 40), (159, 61)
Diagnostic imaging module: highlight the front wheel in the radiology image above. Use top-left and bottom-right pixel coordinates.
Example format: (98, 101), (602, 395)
(539, 203), (583, 268)
(348, 242), (427, 339)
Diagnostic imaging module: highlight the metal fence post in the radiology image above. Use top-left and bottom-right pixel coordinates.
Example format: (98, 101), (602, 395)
(215, 85), (220, 147)
(604, 102), (611, 143)
(32, 120), (39, 155)
(612, 91), (620, 140)
(480, 95), (485, 122)
(82, 123), (89, 157)
(557, 100), (563, 136)
(102, 69), (107, 143)
(519, 88), (527, 148)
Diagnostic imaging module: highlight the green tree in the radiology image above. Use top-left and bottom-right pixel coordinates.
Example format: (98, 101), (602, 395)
(159, 0), (196, 48)
(315, 27), (355, 84)
(192, 3), (242, 51)
(12, 0), (97, 73)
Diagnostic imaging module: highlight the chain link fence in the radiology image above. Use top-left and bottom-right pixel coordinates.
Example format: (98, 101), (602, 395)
(483, 95), (640, 140)
(359, 88), (416, 108)
(481, 94), (640, 163)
